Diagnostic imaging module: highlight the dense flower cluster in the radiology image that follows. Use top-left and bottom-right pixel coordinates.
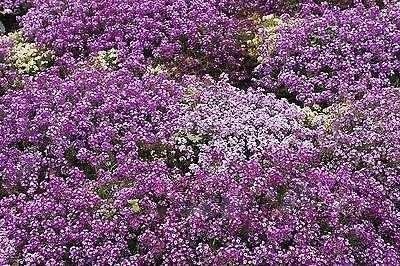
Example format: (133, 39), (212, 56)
(256, 2), (400, 106)
(0, 0), (30, 13)
(316, 87), (400, 203)
(18, 0), (267, 82)
(0, 0), (399, 265)
(0, 68), (184, 264)
(177, 76), (316, 172)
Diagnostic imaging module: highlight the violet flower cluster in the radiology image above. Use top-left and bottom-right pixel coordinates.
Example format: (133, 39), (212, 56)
(0, 0), (399, 265)
(18, 0), (268, 82)
(256, 2), (400, 106)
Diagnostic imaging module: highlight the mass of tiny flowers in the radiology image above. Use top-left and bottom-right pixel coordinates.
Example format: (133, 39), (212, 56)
(0, 0), (399, 265)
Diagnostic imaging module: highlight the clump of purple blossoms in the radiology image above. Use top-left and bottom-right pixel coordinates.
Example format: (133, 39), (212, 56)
(177, 75), (316, 172)
(0, 68), (184, 264)
(256, 2), (400, 106)
(0, 0), (30, 13)
(317, 86), (400, 208)
(18, 0), (271, 82)
(0, 0), (399, 265)
(0, 68), (183, 196)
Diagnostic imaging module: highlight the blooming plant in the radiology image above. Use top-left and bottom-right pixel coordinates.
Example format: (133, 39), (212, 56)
(0, 0), (399, 265)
